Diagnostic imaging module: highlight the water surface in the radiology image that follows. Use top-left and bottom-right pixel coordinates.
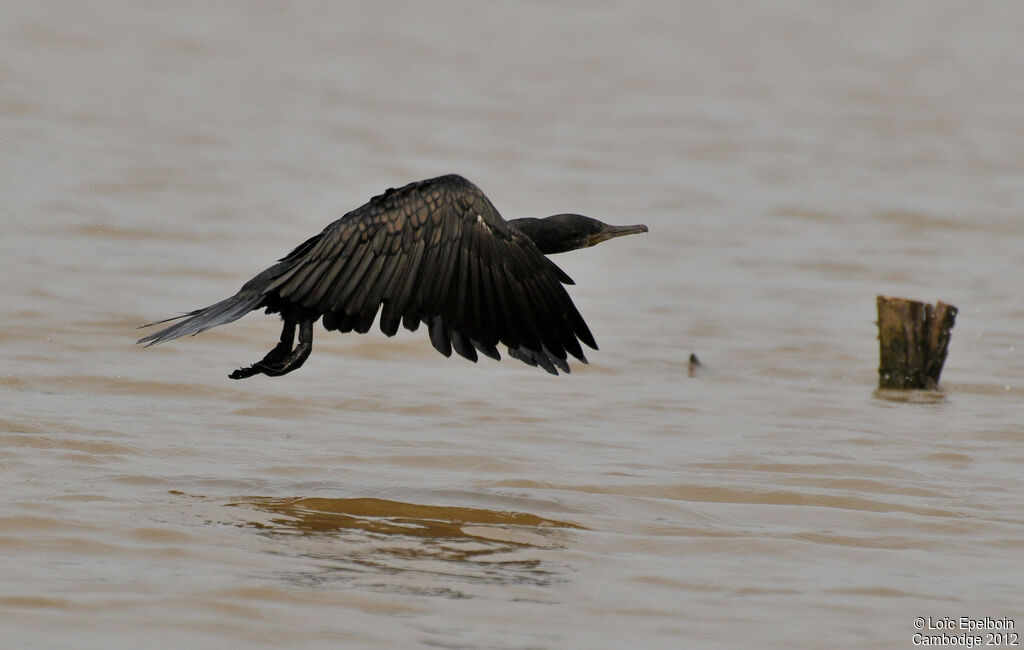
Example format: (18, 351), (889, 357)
(2, 2), (1023, 648)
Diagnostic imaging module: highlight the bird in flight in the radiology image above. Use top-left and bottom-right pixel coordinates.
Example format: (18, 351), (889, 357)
(138, 174), (647, 378)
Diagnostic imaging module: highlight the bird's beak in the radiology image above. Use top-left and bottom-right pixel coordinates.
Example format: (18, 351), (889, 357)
(587, 223), (649, 247)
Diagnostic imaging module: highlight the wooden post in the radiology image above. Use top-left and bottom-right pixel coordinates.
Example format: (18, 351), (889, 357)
(876, 296), (957, 390)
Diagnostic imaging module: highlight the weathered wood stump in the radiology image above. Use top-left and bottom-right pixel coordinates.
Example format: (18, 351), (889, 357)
(876, 296), (957, 390)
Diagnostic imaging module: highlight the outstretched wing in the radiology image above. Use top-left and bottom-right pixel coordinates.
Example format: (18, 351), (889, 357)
(266, 174), (596, 374)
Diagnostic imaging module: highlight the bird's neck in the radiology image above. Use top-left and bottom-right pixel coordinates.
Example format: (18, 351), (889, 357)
(508, 217), (572, 255)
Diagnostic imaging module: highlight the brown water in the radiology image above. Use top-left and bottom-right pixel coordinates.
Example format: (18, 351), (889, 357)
(3, 2), (1023, 648)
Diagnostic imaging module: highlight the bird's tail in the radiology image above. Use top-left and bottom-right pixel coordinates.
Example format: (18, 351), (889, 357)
(137, 292), (265, 346)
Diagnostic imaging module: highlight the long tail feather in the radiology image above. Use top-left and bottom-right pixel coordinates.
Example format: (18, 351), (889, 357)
(137, 293), (264, 346)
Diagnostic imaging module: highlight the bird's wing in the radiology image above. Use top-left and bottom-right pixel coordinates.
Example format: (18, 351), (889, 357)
(266, 175), (596, 373)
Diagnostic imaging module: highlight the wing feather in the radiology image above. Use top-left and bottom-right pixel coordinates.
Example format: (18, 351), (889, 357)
(266, 174), (596, 374)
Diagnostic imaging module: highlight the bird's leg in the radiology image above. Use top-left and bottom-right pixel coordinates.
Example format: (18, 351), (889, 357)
(229, 319), (303, 379)
(256, 319), (313, 377)
(264, 320), (297, 364)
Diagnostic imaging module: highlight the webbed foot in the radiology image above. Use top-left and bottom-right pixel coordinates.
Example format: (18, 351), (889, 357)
(228, 319), (313, 380)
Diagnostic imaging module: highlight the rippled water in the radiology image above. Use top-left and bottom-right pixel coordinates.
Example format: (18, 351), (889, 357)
(3, 2), (1023, 648)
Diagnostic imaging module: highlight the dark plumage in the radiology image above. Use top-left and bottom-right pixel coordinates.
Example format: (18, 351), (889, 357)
(138, 174), (647, 377)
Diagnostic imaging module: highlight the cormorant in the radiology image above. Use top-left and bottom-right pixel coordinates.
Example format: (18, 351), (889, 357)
(138, 174), (647, 377)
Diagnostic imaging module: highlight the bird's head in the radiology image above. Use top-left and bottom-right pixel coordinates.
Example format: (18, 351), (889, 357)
(510, 214), (649, 255)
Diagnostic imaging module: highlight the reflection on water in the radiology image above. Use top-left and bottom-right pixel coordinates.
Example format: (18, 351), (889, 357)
(872, 388), (947, 404)
(226, 496), (582, 594)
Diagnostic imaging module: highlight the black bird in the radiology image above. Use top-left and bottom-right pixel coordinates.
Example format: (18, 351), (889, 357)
(138, 174), (647, 378)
